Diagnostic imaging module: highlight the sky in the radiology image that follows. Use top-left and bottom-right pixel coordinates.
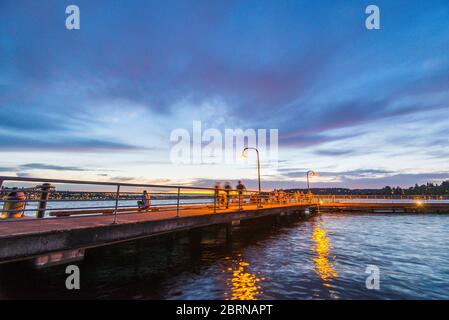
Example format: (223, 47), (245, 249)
(1, 0), (449, 190)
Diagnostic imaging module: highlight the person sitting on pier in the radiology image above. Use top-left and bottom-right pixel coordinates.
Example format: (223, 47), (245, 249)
(138, 190), (151, 210)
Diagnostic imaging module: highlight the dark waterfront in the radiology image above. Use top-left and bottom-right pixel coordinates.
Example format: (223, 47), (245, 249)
(1, 213), (449, 300)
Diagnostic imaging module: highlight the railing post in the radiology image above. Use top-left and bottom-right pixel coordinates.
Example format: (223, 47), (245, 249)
(112, 184), (120, 224)
(213, 191), (217, 214)
(239, 192), (243, 210)
(176, 187), (181, 218)
(36, 183), (53, 219)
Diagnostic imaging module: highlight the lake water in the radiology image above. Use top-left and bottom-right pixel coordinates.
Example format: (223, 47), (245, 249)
(1, 212), (449, 299)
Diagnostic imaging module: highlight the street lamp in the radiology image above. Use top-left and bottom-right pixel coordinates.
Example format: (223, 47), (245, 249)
(241, 147), (262, 208)
(306, 170), (317, 194)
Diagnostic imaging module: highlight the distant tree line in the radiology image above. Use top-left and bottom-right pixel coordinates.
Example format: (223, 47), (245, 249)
(381, 181), (449, 195)
(286, 180), (449, 195)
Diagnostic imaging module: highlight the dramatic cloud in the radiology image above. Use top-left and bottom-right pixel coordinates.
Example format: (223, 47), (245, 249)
(19, 163), (86, 171)
(1, 0), (449, 187)
(278, 168), (393, 180)
(188, 171), (449, 190)
(0, 134), (144, 152)
(314, 149), (356, 157)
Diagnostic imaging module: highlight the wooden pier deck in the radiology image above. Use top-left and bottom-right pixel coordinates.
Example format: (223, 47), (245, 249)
(0, 202), (313, 264)
(1, 200), (448, 265)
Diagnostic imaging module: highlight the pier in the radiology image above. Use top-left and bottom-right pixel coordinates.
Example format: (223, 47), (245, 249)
(1, 176), (448, 266)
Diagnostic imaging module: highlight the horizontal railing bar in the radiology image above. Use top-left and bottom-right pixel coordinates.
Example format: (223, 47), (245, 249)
(0, 176), (248, 191)
(0, 176), (267, 194)
(0, 200), (289, 213)
(1, 201), (216, 213)
(1, 191), (219, 195)
(0, 197), (216, 203)
(0, 190), (255, 195)
(0, 191), (217, 196)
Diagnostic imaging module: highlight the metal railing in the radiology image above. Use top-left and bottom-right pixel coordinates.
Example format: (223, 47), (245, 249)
(312, 194), (449, 204)
(0, 176), (310, 224)
(2, 176), (448, 225)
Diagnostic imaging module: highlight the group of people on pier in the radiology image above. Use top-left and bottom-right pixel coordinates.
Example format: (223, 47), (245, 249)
(214, 181), (247, 209)
(213, 182), (310, 209)
(270, 189), (309, 204)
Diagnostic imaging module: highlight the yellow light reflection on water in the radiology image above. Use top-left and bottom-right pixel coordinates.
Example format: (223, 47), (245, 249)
(224, 256), (264, 300)
(312, 223), (338, 287)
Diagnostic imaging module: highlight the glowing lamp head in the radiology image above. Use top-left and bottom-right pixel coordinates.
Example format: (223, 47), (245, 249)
(308, 170), (317, 177)
(416, 200), (423, 206)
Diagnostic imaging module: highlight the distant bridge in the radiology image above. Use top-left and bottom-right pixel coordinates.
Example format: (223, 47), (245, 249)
(1, 176), (448, 266)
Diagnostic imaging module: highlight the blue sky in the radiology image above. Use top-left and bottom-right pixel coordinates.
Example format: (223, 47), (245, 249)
(1, 0), (449, 189)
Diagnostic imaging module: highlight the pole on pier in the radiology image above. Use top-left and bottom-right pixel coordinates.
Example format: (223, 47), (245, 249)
(112, 184), (120, 224)
(213, 191), (217, 214)
(36, 183), (53, 219)
(225, 223), (232, 243)
(238, 191), (242, 210)
(242, 147), (262, 208)
(176, 187), (181, 218)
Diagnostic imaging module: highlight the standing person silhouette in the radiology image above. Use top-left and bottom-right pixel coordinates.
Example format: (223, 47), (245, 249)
(224, 181), (232, 209)
(236, 180), (246, 209)
(214, 182), (222, 209)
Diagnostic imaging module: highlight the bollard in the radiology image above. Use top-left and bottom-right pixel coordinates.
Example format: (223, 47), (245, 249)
(36, 183), (53, 219)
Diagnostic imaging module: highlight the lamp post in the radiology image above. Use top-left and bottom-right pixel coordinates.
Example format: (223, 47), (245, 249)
(306, 170), (317, 194)
(242, 147), (262, 208)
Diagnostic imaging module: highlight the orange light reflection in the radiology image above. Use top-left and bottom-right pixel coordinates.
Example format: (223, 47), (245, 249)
(224, 256), (264, 300)
(311, 223), (338, 287)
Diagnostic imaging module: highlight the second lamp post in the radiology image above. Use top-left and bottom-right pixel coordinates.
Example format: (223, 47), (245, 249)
(307, 170), (317, 194)
(242, 147), (262, 207)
